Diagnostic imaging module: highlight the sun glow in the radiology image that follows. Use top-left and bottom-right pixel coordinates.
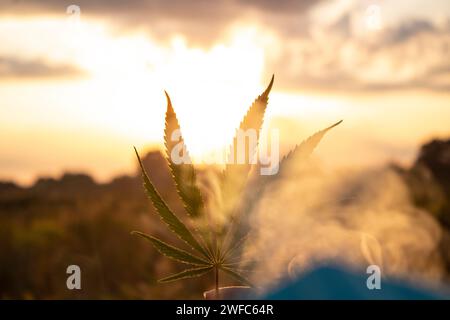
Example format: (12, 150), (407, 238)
(0, 17), (270, 183)
(2, 15), (450, 185)
(65, 20), (267, 159)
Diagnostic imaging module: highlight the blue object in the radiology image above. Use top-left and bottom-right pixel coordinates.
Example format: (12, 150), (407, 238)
(261, 265), (449, 300)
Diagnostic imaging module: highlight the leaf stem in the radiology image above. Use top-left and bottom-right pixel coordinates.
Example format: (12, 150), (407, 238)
(215, 266), (219, 299)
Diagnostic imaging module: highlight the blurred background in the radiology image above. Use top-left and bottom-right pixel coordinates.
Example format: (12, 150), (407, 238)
(0, 0), (449, 299)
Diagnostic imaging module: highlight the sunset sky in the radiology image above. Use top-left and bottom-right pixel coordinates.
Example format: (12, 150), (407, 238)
(1, 0), (449, 185)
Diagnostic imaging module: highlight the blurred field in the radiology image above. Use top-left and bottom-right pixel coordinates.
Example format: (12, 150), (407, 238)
(0, 151), (217, 299)
(0, 140), (449, 299)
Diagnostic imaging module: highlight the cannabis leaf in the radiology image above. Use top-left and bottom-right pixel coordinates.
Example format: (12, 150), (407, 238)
(278, 120), (343, 173)
(235, 120), (343, 245)
(221, 75), (274, 218)
(132, 75), (342, 298)
(164, 91), (204, 218)
(133, 147), (210, 259)
(131, 231), (210, 266)
(159, 266), (214, 283)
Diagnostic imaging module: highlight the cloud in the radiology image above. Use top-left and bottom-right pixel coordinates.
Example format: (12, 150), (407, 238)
(1, 0), (449, 92)
(383, 19), (436, 45)
(0, 0), (323, 44)
(237, 0), (319, 13)
(0, 56), (87, 80)
(266, 16), (450, 92)
(1, 0), (320, 16)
